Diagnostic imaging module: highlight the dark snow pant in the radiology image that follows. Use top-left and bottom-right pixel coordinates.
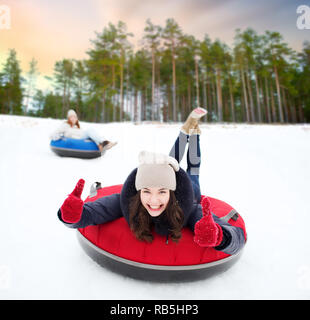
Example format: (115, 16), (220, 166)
(169, 131), (201, 203)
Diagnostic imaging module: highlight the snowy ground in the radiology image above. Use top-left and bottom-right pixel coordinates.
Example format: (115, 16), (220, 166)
(0, 114), (310, 300)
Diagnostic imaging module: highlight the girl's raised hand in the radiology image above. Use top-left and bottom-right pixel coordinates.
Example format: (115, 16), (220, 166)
(60, 179), (85, 224)
(194, 197), (223, 247)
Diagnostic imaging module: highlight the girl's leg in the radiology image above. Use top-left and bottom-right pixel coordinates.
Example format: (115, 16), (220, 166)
(83, 128), (104, 145)
(187, 134), (201, 176)
(169, 130), (202, 202)
(169, 131), (189, 163)
(170, 107), (206, 202)
(84, 128), (117, 152)
(170, 107), (207, 163)
(186, 134), (201, 202)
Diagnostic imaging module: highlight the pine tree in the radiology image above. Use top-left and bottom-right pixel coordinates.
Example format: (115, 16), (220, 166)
(53, 59), (75, 118)
(1, 49), (23, 115)
(162, 18), (183, 121)
(143, 19), (162, 121)
(24, 58), (39, 115)
(262, 31), (293, 123)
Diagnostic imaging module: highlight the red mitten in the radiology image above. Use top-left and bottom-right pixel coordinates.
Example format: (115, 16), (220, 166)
(194, 196), (223, 247)
(60, 179), (85, 223)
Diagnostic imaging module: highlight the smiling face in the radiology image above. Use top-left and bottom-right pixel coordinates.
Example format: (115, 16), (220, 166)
(140, 187), (170, 217)
(68, 114), (78, 125)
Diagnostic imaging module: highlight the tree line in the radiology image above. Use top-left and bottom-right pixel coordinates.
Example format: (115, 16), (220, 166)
(1, 18), (309, 123)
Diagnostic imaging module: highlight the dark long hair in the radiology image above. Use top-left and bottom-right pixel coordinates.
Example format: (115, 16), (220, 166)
(128, 190), (184, 243)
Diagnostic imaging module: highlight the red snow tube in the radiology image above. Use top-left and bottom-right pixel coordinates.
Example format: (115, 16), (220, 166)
(77, 185), (246, 282)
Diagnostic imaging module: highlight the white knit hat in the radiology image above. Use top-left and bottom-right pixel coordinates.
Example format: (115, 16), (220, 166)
(135, 151), (180, 191)
(67, 109), (77, 118)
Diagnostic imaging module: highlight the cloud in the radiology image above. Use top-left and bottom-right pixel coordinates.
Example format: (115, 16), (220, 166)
(0, 1), (100, 74)
(0, 0), (306, 87)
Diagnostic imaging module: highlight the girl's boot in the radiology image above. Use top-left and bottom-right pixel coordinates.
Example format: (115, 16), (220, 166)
(181, 107), (207, 135)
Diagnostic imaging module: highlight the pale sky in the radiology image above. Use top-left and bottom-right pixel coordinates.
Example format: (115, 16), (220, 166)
(0, 0), (309, 91)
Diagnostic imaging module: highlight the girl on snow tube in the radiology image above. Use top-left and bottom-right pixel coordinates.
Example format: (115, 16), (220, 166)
(58, 108), (246, 266)
(50, 109), (117, 153)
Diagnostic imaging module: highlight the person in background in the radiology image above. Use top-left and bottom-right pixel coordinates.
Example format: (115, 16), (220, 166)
(50, 109), (117, 152)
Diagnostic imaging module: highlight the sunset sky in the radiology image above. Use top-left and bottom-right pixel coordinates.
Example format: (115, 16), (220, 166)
(0, 0), (309, 91)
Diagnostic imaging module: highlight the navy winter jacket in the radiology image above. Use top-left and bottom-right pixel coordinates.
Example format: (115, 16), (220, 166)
(58, 168), (245, 255)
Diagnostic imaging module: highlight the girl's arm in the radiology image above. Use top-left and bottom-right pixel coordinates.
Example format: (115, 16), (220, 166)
(211, 214), (246, 255)
(58, 179), (122, 229)
(187, 202), (246, 255)
(50, 122), (68, 140)
(58, 193), (122, 229)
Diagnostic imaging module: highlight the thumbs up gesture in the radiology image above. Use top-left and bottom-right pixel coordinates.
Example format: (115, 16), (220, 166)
(60, 179), (85, 223)
(194, 196), (223, 247)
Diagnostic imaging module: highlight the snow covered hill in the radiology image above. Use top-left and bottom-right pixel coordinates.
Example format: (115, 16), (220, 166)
(0, 114), (310, 299)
